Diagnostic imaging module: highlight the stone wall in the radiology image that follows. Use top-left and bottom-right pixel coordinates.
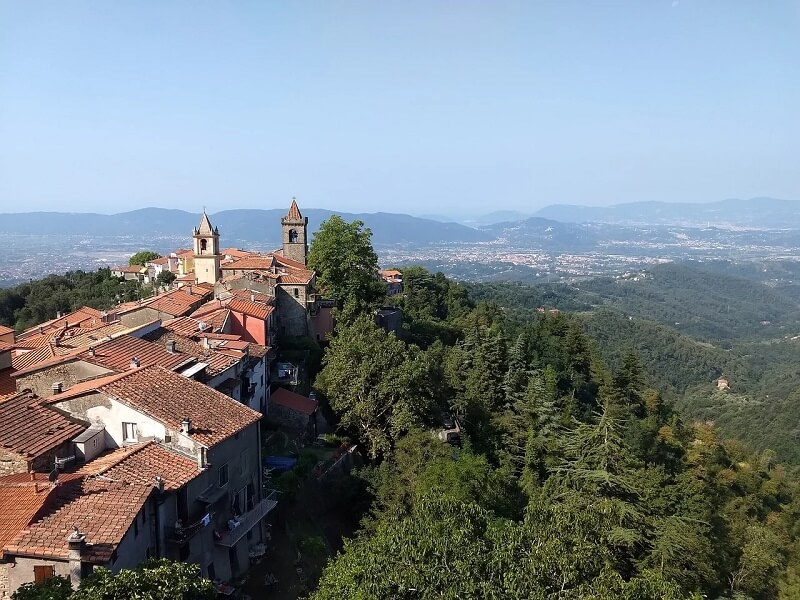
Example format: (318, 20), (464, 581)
(0, 449), (27, 477)
(275, 286), (309, 337)
(0, 563), (10, 600)
(16, 361), (112, 398)
(266, 403), (315, 437)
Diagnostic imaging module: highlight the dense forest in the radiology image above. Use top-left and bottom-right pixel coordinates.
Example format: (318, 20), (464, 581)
(0, 269), (149, 330)
(302, 248), (800, 599)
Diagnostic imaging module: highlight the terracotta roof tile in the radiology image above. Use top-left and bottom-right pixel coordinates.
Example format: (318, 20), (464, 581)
(270, 387), (318, 416)
(141, 328), (239, 376)
(0, 475), (58, 557)
(227, 298), (274, 321)
(147, 256), (169, 266)
(76, 442), (199, 492)
(12, 345), (57, 370)
(0, 368), (16, 400)
(0, 392), (86, 459)
(4, 476), (151, 563)
(0, 325), (14, 336)
(56, 366), (261, 448)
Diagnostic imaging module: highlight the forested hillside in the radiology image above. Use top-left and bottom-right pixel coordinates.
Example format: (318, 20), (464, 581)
(306, 254), (800, 599)
(0, 269), (146, 330)
(465, 262), (800, 465)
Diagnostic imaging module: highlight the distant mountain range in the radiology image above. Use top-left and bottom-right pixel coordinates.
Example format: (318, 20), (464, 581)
(534, 197), (800, 228)
(0, 208), (491, 246)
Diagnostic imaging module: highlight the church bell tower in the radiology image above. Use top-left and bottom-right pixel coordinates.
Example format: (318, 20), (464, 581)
(192, 212), (221, 284)
(281, 197), (308, 265)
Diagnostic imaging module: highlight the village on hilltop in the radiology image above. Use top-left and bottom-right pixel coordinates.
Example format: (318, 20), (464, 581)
(0, 200), (403, 598)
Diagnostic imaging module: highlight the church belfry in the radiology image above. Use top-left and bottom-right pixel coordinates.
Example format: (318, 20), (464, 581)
(281, 197), (308, 265)
(192, 211), (221, 284)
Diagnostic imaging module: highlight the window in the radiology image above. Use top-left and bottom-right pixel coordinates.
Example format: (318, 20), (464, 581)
(218, 463), (229, 487)
(122, 422), (137, 442)
(289, 229), (298, 243)
(293, 288), (299, 298)
(200, 239), (207, 251)
(34, 565), (54, 584)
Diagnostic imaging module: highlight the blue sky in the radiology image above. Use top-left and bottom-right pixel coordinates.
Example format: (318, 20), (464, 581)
(1, 1), (798, 216)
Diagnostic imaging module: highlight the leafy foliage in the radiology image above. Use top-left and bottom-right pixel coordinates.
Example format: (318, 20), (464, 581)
(0, 269), (146, 330)
(128, 250), (161, 266)
(12, 560), (215, 600)
(307, 215), (386, 321)
(309, 265), (800, 600)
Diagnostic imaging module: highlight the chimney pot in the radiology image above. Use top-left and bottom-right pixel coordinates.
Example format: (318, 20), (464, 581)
(181, 417), (192, 435)
(166, 340), (177, 353)
(52, 382), (63, 394)
(89, 347), (96, 358)
(154, 476), (165, 494)
(130, 357), (140, 369)
(251, 293), (255, 303)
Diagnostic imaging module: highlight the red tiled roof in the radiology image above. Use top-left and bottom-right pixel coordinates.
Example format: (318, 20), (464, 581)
(227, 298), (274, 321)
(18, 308), (105, 342)
(278, 274), (312, 285)
(12, 346), (57, 370)
(147, 256), (169, 265)
(46, 370), (138, 403)
(270, 387), (318, 416)
(4, 476), (151, 563)
(0, 368), (16, 400)
(0, 325), (14, 336)
(0, 392), (86, 459)
(77, 441), (199, 492)
(222, 257), (277, 271)
(222, 248), (255, 259)
(58, 366), (262, 448)
(0, 474), (58, 558)
(16, 334), (195, 376)
(286, 198), (303, 220)
(141, 328), (239, 376)
(176, 273), (196, 282)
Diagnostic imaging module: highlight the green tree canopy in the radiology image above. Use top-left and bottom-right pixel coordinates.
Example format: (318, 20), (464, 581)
(12, 559), (215, 600)
(307, 215), (385, 321)
(128, 251), (161, 266)
(315, 315), (434, 459)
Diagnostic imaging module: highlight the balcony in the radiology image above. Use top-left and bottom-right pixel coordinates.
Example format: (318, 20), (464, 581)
(214, 492), (279, 548)
(165, 520), (207, 546)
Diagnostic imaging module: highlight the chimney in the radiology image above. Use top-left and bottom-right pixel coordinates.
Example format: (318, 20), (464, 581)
(251, 293), (256, 303)
(89, 347), (96, 358)
(52, 382), (63, 394)
(67, 527), (86, 589)
(187, 285), (192, 295)
(197, 446), (207, 469)
(130, 357), (140, 369)
(166, 340), (177, 353)
(181, 417), (191, 435)
(53, 336), (60, 347)
(56, 311), (62, 319)
(154, 476), (165, 494)
(202, 337), (210, 350)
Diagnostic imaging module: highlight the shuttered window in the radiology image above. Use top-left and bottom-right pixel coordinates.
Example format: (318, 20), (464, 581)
(33, 565), (55, 584)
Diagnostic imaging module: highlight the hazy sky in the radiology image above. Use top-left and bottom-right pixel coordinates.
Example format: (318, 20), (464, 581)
(1, 1), (799, 216)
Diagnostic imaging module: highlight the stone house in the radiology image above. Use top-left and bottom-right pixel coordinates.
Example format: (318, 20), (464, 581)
(267, 387), (321, 439)
(0, 391), (86, 477)
(46, 365), (270, 583)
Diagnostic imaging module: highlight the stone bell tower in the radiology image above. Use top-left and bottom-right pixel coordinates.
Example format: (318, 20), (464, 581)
(192, 212), (221, 284)
(281, 197), (308, 265)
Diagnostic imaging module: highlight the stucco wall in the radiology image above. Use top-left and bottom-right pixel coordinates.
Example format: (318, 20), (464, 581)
(6, 557), (72, 596)
(52, 393), (168, 450)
